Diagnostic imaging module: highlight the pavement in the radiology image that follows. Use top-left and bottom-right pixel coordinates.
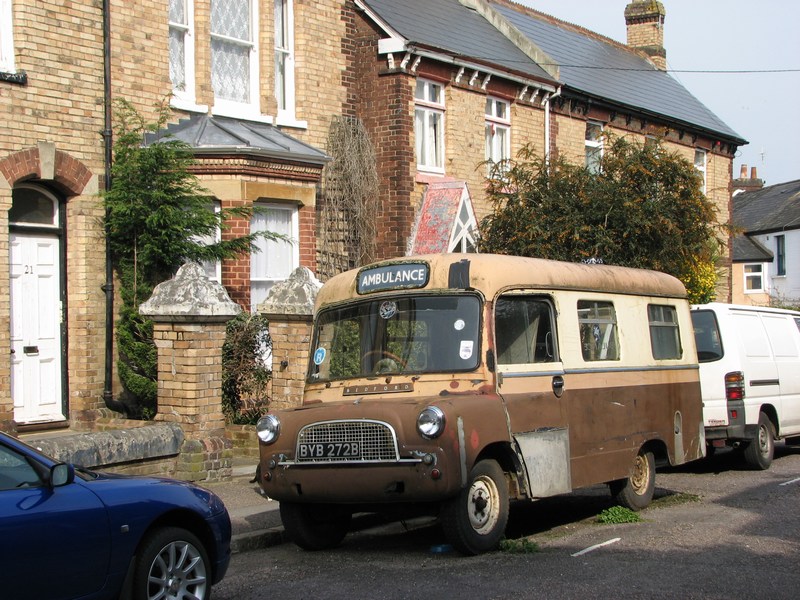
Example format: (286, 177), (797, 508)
(204, 460), (288, 554)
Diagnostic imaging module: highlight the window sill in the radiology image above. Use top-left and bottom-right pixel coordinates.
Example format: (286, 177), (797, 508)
(275, 115), (308, 130)
(211, 104), (273, 124)
(170, 96), (209, 114)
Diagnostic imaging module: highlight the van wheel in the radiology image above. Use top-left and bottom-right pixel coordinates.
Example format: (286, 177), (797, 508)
(441, 459), (509, 555)
(280, 502), (352, 550)
(743, 412), (774, 470)
(609, 450), (655, 511)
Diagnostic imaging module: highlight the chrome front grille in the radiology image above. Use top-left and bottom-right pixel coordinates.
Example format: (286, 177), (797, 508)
(295, 420), (399, 463)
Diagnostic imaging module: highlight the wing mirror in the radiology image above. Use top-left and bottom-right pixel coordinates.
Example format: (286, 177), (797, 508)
(49, 463), (74, 488)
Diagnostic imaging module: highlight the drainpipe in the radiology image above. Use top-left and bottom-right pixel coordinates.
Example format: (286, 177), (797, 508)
(544, 86), (562, 169)
(101, 0), (127, 414)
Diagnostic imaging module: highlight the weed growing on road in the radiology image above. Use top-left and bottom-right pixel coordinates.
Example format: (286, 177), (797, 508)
(653, 492), (701, 508)
(597, 505), (641, 524)
(500, 538), (540, 553)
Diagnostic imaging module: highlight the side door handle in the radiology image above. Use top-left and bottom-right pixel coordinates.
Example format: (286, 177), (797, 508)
(552, 375), (565, 398)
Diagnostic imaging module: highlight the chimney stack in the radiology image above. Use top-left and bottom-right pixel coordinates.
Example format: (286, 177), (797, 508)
(625, 1), (667, 70)
(733, 164), (764, 195)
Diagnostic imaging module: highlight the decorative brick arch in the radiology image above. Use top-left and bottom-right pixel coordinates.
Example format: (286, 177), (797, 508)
(0, 145), (94, 196)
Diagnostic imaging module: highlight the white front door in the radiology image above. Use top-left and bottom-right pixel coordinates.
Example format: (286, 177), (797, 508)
(10, 232), (65, 423)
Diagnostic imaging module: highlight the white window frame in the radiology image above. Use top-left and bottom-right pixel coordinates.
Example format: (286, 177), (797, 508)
(0, 0), (15, 73)
(194, 200), (222, 283)
(448, 189), (478, 253)
(585, 121), (603, 174)
(210, 0), (264, 121)
(250, 203), (299, 312)
(415, 79), (445, 173)
(776, 234), (786, 277)
(169, 0), (207, 113)
(485, 97), (511, 172)
(694, 149), (707, 194)
(273, 0), (305, 128)
(744, 263), (765, 293)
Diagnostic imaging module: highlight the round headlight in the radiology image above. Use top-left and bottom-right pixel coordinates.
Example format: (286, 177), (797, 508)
(417, 406), (446, 439)
(256, 414), (281, 444)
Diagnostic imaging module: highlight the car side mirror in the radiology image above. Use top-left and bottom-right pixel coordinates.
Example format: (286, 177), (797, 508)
(50, 463), (74, 488)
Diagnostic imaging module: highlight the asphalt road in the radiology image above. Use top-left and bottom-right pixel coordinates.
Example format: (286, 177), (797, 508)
(214, 444), (800, 600)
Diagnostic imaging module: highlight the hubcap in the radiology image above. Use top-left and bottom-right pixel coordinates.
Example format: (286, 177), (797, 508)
(467, 475), (500, 534)
(758, 424), (770, 456)
(630, 455), (650, 494)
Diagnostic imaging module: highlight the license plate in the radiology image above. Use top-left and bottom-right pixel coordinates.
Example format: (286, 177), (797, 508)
(298, 442), (360, 459)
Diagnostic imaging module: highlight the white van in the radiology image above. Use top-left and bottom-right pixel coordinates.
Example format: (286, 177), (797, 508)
(691, 302), (800, 469)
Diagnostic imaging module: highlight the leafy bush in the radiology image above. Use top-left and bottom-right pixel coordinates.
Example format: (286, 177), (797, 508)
(479, 136), (724, 301)
(222, 312), (272, 424)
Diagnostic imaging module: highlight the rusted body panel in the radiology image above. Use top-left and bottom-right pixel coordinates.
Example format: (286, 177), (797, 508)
(260, 381), (512, 504)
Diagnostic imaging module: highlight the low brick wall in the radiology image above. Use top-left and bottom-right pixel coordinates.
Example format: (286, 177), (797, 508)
(227, 424), (260, 459)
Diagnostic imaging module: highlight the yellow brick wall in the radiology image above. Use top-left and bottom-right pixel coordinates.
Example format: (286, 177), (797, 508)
(443, 86), (488, 217)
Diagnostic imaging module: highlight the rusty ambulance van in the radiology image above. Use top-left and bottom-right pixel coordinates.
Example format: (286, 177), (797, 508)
(256, 254), (705, 554)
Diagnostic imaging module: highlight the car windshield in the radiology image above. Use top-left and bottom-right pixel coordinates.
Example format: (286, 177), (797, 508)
(309, 294), (481, 382)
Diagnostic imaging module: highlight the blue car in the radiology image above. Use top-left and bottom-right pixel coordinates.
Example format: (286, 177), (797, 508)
(0, 431), (231, 600)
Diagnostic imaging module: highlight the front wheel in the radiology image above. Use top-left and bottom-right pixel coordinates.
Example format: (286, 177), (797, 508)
(441, 459), (509, 555)
(743, 411), (775, 470)
(280, 502), (352, 551)
(609, 449), (655, 511)
(133, 526), (211, 600)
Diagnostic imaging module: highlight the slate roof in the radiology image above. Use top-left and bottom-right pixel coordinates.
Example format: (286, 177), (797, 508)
(361, 0), (744, 144)
(360, 0), (555, 83)
(733, 179), (800, 234)
(732, 235), (773, 263)
(144, 114), (329, 165)
(491, 1), (745, 144)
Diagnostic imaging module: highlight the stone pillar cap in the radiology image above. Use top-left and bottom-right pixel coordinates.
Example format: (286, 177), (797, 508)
(257, 266), (322, 316)
(140, 261), (242, 322)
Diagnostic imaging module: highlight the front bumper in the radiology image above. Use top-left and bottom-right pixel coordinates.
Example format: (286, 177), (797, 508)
(259, 450), (459, 504)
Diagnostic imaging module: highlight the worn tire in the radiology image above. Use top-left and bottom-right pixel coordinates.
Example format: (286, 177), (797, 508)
(133, 526), (211, 600)
(743, 412), (775, 470)
(609, 450), (655, 511)
(280, 502), (352, 551)
(441, 459), (509, 555)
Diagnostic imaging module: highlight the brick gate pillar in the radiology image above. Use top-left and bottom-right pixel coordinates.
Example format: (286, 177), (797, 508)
(257, 267), (322, 410)
(140, 262), (241, 481)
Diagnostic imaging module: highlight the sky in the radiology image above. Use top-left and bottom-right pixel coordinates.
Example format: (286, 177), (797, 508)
(517, 0), (800, 186)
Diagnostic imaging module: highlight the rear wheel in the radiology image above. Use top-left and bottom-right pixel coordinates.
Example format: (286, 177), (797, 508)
(609, 450), (655, 511)
(441, 459), (509, 555)
(743, 411), (775, 470)
(280, 502), (352, 550)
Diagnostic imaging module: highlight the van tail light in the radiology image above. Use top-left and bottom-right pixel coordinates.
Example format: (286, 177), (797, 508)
(725, 371), (745, 401)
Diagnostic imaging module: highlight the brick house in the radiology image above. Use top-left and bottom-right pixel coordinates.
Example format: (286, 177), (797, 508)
(1, 0), (745, 435)
(351, 0), (745, 287)
(0, 0), (345, 432)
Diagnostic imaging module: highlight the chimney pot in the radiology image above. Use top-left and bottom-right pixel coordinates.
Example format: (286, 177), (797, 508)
(750, 167), (758, 179)
(739, 164), (747, 178)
